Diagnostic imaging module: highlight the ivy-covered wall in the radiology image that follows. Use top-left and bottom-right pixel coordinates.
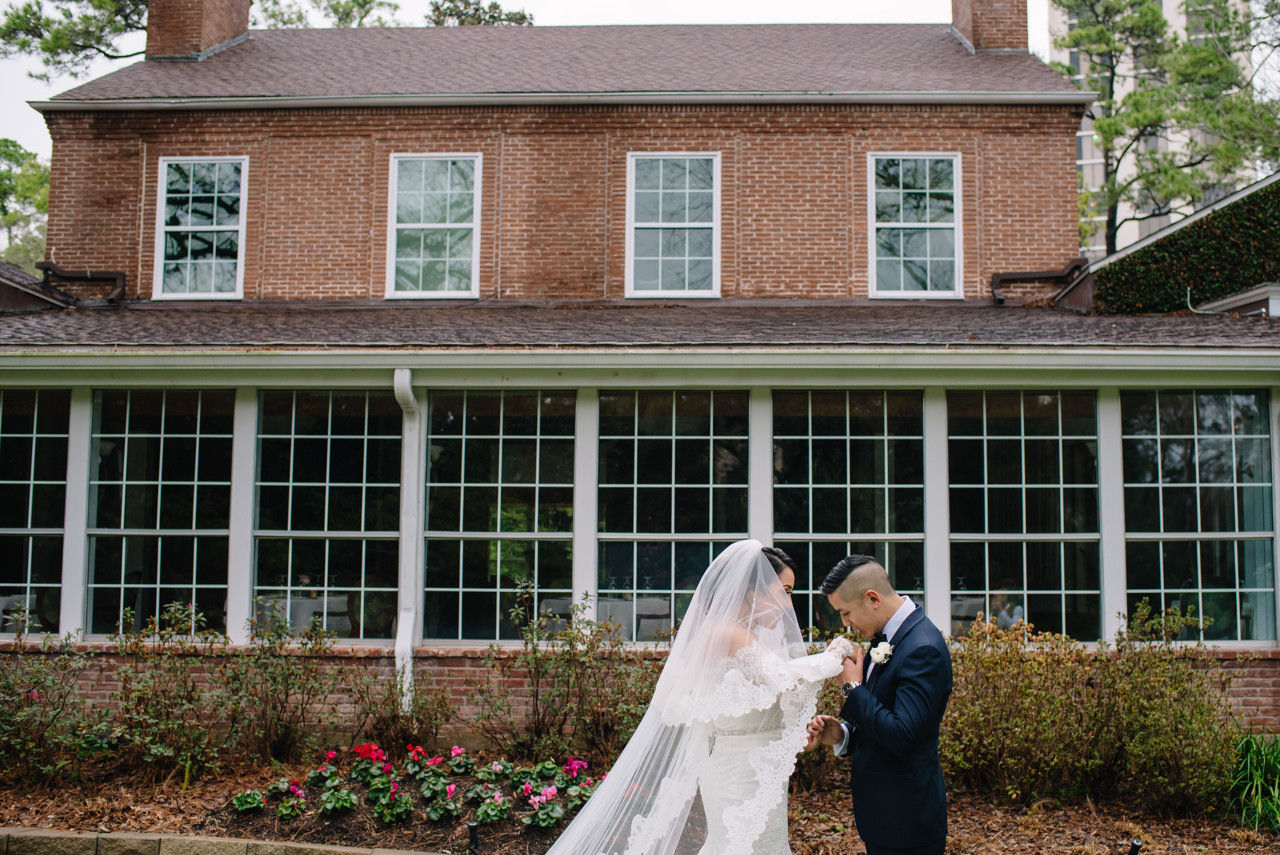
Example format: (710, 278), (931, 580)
(1093, 177), (1280, 314)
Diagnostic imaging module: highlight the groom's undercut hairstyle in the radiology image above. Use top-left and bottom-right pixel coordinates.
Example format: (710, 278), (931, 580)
(819, 554), (893, 598)
(760, 546), (800, 577)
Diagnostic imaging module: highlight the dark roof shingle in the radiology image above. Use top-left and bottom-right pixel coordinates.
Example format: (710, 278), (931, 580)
(0, 303), (1273, 350)
(48, 25), (1086, 105)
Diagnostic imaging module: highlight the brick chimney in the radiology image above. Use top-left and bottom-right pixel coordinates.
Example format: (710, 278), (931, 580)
(951, 0), (1028, 52)
(146, 0), (252, 60)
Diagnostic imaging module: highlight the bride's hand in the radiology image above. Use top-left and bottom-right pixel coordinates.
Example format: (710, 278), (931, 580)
(824, 636), (854, 659)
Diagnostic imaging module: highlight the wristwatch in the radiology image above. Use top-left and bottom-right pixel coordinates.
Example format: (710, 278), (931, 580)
(840, 680), (862, 698)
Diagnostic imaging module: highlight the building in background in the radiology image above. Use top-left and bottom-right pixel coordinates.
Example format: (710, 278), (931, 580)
(1047, 0), (1256, 257)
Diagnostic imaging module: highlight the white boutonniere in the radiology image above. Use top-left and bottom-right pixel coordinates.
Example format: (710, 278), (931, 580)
(869, 641), (894, 665)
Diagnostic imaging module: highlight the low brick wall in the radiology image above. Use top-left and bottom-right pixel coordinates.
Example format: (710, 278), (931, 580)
(0, 828), (433, 855)
(4, 641), (1278, 740)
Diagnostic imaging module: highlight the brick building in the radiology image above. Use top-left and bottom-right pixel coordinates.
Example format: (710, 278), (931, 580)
(1, 0), (1277, 727)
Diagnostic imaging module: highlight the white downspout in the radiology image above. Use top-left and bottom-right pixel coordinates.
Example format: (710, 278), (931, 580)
(393, 369), (421, 710)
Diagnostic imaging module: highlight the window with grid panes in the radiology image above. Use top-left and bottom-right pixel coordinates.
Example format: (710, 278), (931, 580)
(88, 390), (234, 634)
(0, 390), (70, 634)
(156, 158), (246, 298)
(255, 391), (402, 639)
(597, 391), (747, 640)
(948, 391), (1102, 640)
(871, 155), (959, 295)
(627, 154), (719, 296)
(1121, 390), (1275, 641)
(772, 391), (925, 636)
(389, 154), (480, 297)
(423, 391), (576, 640)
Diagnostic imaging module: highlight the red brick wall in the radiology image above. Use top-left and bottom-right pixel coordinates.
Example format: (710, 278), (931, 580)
(145, 0), (251, 59)
(5, 642), (1276, 745)
(44, 102), (1082, 303)
(952, 0), (1029, 52)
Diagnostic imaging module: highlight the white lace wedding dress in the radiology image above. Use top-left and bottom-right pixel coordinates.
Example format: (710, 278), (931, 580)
(544, 540), (849, 855)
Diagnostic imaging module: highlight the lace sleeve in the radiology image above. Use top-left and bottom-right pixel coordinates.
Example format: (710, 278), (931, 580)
(786, 636), (851, 683)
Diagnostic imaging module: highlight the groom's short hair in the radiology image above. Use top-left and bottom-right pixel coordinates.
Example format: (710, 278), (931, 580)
(820, 554), (891, 596)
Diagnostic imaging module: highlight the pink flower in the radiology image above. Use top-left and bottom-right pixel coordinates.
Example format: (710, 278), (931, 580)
(325, 750), (337, 761)
(522, 781), (532, 797)
(382, 762), (393, 774)
(390, 782), (399, 796)
(451, 745), (465, 757)
(542, 785), (557, 800)
(493, 792), (503, 804)
(530, 795), (544, 807)
(426, 756), (443, 766)
(446, 784), (456, 799)
(491, 761), (504, 772)
(27, 689), (39, 701)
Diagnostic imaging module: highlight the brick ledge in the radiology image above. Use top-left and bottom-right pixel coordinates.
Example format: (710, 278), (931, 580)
(1, 828), (439, 855)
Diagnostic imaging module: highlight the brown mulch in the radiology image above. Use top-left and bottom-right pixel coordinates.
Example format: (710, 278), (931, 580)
(0, 761), (1275, 855)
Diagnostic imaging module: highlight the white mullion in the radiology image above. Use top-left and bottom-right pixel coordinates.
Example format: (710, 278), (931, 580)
(748, 387), (772, 543)
(572, 388), (599, 620)
(225, 387), (258, 646)
(1097, 387), (1127, 642)
(58, 388), (92, 638)
(922, 387), (951, 634)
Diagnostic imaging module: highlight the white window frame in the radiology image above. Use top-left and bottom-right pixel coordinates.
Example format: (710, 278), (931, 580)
(152, 156), (248, 301)
(625, 152), (722, 299)
(867, 152), (963, 300)
(386, 152), (483, 300)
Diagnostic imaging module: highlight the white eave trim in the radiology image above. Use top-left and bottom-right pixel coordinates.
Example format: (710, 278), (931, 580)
(30, 88), (1098, 112)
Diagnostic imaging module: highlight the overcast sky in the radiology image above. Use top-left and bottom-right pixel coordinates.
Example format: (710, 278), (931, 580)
(1, 1), (1052, 160)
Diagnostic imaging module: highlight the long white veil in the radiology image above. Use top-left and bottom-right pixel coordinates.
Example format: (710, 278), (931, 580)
(547, 539), (846, 855)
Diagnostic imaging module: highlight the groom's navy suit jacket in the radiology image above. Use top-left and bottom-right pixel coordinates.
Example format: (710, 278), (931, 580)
(838, 605), (953, 850)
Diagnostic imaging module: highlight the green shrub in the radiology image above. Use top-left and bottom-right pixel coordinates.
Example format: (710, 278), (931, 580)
(215, 610), (347, 763)
(941, 600), (1236, 814)
(1231, 732), (1280, 833)
(0, 610), (102, 783)
(473, 591), (667, 763)
(349, 664), (456, 759)
(108, 602), (233, 785)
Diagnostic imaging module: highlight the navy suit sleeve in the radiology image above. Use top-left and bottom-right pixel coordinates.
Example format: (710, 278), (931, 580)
(842, 639), (950, 758)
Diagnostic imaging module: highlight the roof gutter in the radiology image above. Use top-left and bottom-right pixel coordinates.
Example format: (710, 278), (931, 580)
(30, 89), (1098, 112)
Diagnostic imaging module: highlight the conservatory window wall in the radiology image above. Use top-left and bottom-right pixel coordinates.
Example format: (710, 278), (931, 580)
(3, 383), (1277, 646)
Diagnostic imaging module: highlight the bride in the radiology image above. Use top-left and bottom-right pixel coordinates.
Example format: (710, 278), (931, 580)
(545, 539), (852, 855)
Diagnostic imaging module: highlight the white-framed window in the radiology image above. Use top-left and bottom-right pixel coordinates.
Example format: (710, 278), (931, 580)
(153, 157), (247, 300)
(423, 391), (577, 640)
(387, 153), (482, 299)
(626, 153), (720, 298)
(1121, 390), (1275, 641)
(254, 391), (403, 640)
(0, 390), (70, 635)
(947, 391), (1103, 640)
(868, 153), (962, 298)
(87, 390), (236, 634)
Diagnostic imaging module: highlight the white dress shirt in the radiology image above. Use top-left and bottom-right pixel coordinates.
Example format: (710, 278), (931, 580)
(834, 596), (916, 755)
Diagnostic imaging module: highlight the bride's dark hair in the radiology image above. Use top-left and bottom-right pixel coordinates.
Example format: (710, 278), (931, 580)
(760, 545), (800, 577)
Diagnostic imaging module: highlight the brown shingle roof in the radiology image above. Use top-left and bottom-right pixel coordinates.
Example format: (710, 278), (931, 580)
(47, 25), (1086, 105)
(0, 303), (1273, 350)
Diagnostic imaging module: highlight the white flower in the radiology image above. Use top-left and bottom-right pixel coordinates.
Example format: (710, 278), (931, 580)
(869, 641), (894, 664)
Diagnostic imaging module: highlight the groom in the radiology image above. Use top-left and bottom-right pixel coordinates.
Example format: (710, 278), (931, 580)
(805, 555), (952, 855)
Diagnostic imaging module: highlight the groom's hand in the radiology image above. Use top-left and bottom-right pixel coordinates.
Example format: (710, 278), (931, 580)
(805, 715), (844, 750)
(841, 646), (864, 683)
